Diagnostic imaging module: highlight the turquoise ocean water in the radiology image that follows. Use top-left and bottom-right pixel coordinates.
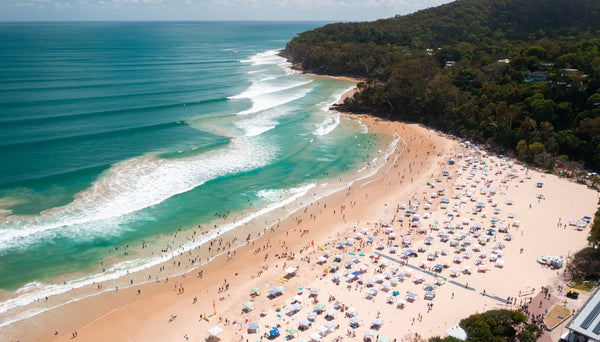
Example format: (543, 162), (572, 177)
(0, 22), (387, 326)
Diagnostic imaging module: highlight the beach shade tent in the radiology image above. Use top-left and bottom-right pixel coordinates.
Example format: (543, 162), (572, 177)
(251, 287), (261, 296)
(423, 282), (436, 291)
(350, 316), (363, 327)
(406, 292), (418, 302)
(381, 282), (392, 290)
(248, 321), (259, 333)
(364, 330), (374, 339)
(316, 325), (329, 335)
(433, 264), (444, 272)
(420, 260), (431, 268)
(478, 264), (488, 272)
(496, 259), (505, 268)
(377, 336), (391, 342)
(350, 271), (361, 280)
(334, 254), (343, 261)
(314, 303), (325, 313)
(397, 299), (407, 308)
(346, 307), (357, 317)
(371, 318), (384, 327)
(298, 319), (311, 330)
(317, 256), (327, 264)
(330, 262), (340, 271)
(450, 269), (461, 277)
(345, 260), (354, 268)
(337, 242), (346, 248)
(424, 291), (436, 300)
(376, 274), (386, 282)
(332, 273), (342, 282)
(310, 287), (320, 296)
(359, 264), (369, 273)
(268, 286), (285, 298)
(207, 326), (224, 341)
(287, 328), (298, 337)
(287, 303), (302, 316)
(243, 301), (255, 312)
(584, 216), (593, 223)
(309, 332), (321, 341)
(445, 324), (468, 341)
(366, 288), (378, 298)
(462, 265), (471, 274)
(325, 309), (337, 320)
(413, 275), (425, 284)
(308, 311), (317, 321)
(285, 267), (297, 275)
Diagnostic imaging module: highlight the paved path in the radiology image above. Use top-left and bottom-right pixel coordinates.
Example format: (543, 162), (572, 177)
(375, 252), (509, 304)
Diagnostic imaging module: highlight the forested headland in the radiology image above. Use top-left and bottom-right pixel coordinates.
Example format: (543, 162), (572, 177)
(284, 0), (600, 176)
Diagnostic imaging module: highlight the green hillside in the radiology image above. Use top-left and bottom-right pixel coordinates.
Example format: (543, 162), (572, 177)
(284, 0), (600, 172)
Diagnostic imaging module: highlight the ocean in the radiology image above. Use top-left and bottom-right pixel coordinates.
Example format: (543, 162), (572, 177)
(0, 22), (389, 327)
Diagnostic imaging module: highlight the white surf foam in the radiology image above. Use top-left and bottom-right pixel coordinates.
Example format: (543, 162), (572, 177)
(0, 137), (278, 251)
(229, 79), (312, 100)
(240, 50), (283, 65)
(314, 112), (340, 136)
(237, 86), (312, 116)
(0, 183), (317, 328)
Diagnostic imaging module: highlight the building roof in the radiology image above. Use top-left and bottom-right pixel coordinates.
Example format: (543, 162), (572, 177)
(567, 287), (600, 341)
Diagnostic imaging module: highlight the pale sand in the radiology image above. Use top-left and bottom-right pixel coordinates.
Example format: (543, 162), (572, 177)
(4, 113), (599, 342)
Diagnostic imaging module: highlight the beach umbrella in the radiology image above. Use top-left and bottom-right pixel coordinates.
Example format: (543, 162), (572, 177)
(392, 290), (400, 296)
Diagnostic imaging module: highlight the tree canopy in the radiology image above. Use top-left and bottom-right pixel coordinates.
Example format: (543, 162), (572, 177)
(284, 0), (600, 171)
(430, 309), (541, 341)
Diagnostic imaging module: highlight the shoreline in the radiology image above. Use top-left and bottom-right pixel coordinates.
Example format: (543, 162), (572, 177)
(0, 73), (367, 327)
(0, 82), (395, 340)
(4, 80), (599, 342)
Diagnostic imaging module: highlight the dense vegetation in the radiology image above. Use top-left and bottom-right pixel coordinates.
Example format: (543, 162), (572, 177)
(284, 0), (600, 172)
(430, 309), (541, 342)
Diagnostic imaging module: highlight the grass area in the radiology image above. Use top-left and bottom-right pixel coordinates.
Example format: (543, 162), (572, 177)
(543, 305), (571, 330)
(568, 280), (597, 292)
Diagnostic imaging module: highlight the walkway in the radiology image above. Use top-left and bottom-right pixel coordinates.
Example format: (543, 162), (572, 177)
(375, 252), (508, 304)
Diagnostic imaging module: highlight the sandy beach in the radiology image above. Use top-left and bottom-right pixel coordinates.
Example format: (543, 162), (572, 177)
(3, 90), (599, 341)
